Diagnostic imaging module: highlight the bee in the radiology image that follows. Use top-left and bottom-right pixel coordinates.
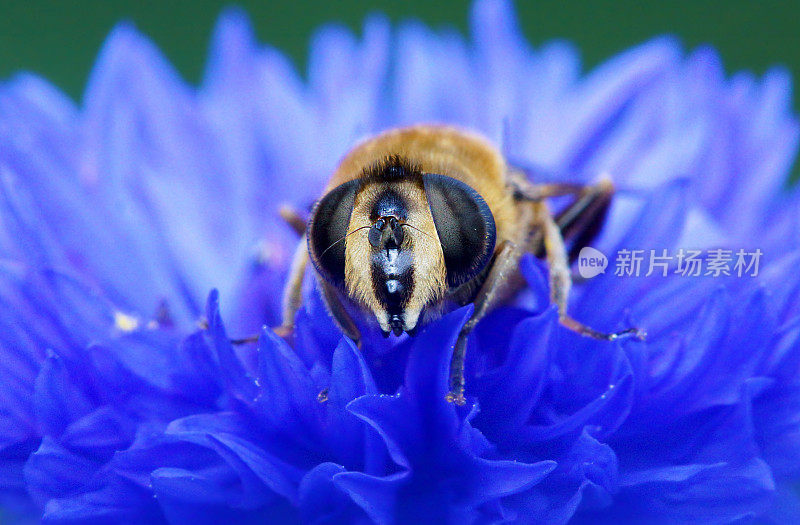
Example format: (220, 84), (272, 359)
(276, 125), (644, 405)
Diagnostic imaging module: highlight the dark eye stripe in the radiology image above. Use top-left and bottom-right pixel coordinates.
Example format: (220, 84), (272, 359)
(370, 189), (407, 222)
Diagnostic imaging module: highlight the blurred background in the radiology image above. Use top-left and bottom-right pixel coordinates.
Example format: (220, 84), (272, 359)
(3, 1), (798, 102)
(2, 0), (798, 175)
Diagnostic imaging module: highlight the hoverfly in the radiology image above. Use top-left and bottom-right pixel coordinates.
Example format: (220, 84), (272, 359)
(275, 125), (643, 404)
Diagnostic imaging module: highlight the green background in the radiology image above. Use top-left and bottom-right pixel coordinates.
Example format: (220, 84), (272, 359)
(2, 0), (798, 106)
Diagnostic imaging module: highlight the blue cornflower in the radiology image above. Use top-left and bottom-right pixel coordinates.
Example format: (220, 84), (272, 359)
(1, 0), (799, 523)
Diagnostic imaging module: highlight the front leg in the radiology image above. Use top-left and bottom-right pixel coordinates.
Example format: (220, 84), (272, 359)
(231, 206), (308, 343)
(447, 241), (521, 405)
(279, 205), (308, 236)
(273, 206), (362, 346)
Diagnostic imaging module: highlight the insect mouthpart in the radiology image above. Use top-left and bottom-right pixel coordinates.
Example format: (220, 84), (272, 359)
(390, 315), (404, 336)
(380, 314), (410, 338)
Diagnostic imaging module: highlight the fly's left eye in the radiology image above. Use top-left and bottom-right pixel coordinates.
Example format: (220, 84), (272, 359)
(423, 173), (496, 287)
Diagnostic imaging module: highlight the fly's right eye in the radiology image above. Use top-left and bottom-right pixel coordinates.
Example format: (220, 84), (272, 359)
(307, 180), (360, 289)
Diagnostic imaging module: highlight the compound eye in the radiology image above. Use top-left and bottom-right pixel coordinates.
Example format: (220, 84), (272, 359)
(423, 173), (496, 288)
(307, 180), (360, 288)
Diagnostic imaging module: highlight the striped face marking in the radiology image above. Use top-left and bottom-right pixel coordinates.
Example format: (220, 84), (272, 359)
(369, 191), (415, 335)
(311, 153), (495, 338)
(341, 157), (447, 337)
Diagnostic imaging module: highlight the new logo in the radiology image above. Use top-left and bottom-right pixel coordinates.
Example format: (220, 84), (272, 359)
(577, 246), (608, 279)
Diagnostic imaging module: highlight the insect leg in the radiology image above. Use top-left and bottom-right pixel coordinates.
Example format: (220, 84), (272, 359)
(274, 236), (310, 338)
(511, 173), (614, 259)
(254, 234), (362, 347)
(552, 180), (614, 261)
(534, 200), (644, 341)
(447, 240), (521, 405)
(279, 205), (308, 236)
(507, 167), (603, 198)
(231, 233), (310, 345)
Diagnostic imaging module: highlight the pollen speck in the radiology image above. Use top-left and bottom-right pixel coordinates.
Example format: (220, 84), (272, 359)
(114, 311), (140, 332)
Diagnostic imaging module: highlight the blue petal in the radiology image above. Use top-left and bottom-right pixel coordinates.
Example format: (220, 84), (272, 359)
(59, 406), (136, 459)
(253, 326), (322, 438)
(333, 471), (407, 525)
(564, 38), (681, 175)
(325, 338), (384, 473)
(207, 433), (297, 503)
(507, 430), (619, 522)
(298, 463), (369, 525)
(23, 437), (101, 508)
(473, 308), (557, 443)
(34, 352), (94, 439)
(206, 290), (257, 401)
(41, 473), (161, 524)
(610, 380), (775, 523)
(154, 467), (296, 524)
(347, 308), (557, 520)
(754, 383), (800, 479)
